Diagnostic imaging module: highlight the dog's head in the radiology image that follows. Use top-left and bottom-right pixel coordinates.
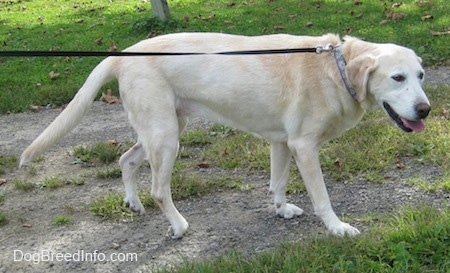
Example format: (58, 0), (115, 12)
(344, 37), (430, 133)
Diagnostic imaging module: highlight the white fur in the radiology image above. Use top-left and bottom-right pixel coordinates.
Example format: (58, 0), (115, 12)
(20, 33), (430, 238)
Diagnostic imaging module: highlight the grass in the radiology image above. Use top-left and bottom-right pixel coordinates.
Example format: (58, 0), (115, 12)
(96, 167), (122, 179)
(72, 141), (130, 165)
(159, 205), (450, 273)
(38, 176), (64, 189)
(0, 155), (17, 175)
(0, 212), (7, 226)
(52, 215), (72, 226)
(0, 0), (448, 113)
(90, 170), (246, 220)
(13, 179), (35, 191)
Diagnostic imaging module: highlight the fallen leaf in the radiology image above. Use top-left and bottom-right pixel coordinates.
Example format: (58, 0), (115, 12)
(220, 147), (228, 156)
(380, 19), (390, 25)
(343, 28), (353, 34)
(0, 178), (7, 186)
(147, 30), (161, 38)
(333, 158), (343, 172)
(431, 30), (450, 36)
(197, 162), (211, 169)
(95, 38), (103, 45)
(195, 14), (215, 21)
(100, 89), (121, 104)
(224, 20), (233, 24)
(395, 159), (405, 169)
(306, 21), (313, 27)
(22, 223), (33, 228)
(183, 15), (190, 22)
(415, 0), (433, 6)
(392, 2), (403, 8)
(107, 139), (119, 145)
(355, 13), (364, 19)
(108, 43), (118, 52)
(274, 25), (285, 30)
(392, 13), (405, 22)
(421, 14), (433, 21)
(29, 105), (43, 112)
(48, 71), (60, 80)
(353, 1), (362, 5)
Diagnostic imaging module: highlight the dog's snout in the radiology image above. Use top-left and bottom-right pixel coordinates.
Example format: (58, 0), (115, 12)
(415, 102), (431, 119)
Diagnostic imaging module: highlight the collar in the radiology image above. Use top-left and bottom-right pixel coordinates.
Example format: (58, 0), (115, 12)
(333, 47), (358, 101)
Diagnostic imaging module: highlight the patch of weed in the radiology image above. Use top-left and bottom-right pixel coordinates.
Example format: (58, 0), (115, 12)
(13, 179), (34, 191)
(0, 212), (8, 226)
(70, 177), (86, 186)
(52, 215), (72, 226)
(39, 176), (64, 189)
(73, 142), (124, 165)
(96, 167), (122, 179)
(180, 129), (214, 146)
(0, 155), (17, 175)
(90, 192), (134, 221)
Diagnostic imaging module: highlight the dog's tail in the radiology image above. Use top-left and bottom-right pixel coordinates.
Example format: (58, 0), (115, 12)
(19, 57), (117, 167)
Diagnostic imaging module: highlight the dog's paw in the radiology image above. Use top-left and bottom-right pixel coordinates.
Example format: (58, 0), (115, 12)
(165, 219), (189, 239)
(124, 197), (145, 215)
(328, 222), (360, 237)
(276, 203), (304, 219)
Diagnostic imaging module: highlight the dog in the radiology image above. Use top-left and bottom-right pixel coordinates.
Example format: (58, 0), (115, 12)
(20, 33), (430, 238)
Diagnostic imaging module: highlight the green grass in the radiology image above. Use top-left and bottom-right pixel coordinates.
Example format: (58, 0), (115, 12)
(0, 155), (17, 175)
(0, 212), (7, 226)
(0, 0), (448, 113)
(13, 179), (35, 191)
(159, 205), (450, 273)
(52, 215), (72, 226)
(72, 141), (130, 165)
(90, 170), (246, 220)
(38, 176), (64, 189)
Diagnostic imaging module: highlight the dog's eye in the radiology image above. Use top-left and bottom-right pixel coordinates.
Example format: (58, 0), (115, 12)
(391, 74), (405, 82)
(418, 72), (424, 80)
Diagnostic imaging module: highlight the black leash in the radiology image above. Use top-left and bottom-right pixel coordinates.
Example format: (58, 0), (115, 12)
(0, 48), (320, 57)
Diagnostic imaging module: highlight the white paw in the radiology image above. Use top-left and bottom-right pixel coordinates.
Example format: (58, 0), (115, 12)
(328, 222), (360, 237)
(166, 219), (189, 239)
(124, 196), (145, 215)
(276, 203), (304, 219)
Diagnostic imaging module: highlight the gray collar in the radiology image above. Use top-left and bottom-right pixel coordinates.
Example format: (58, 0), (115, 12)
(333, 47), (358, 101)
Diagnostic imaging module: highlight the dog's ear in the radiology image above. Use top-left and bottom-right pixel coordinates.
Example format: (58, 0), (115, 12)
(346, 55), (377, 102)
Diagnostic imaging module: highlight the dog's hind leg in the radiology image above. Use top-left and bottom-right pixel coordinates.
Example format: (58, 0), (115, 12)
(269, 142), (304, 218)
(143, 123), (188, 239)
(119, 142), (146, 214)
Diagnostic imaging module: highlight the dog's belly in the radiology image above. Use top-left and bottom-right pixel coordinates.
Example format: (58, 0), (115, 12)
(177, 98), (289, 142)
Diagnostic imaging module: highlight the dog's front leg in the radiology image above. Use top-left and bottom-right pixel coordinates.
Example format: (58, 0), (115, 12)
(288, 138), (360, 236)
(269, 142), (304, 218)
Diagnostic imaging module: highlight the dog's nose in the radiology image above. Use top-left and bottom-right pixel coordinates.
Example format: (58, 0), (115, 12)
(415, 102), (431, 119)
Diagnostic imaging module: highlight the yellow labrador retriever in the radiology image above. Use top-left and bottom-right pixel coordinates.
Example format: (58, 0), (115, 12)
(20, 33), (430, 238)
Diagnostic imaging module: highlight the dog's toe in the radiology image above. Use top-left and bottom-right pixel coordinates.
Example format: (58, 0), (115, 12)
(276, 203), (304, 219)
(330, 222), (360, 237)
(124, 197), (145, 215)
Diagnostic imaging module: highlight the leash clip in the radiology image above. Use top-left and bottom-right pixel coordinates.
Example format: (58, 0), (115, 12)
(315, 44), (335, 54)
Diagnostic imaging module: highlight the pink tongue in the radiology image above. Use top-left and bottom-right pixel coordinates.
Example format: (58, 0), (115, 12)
(401, 118), (425, 132)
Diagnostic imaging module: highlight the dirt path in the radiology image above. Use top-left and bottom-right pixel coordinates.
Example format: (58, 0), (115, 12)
(0, 67), (448, 273)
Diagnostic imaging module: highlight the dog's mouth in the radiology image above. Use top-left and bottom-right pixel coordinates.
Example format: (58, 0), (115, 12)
(383, 102), (425, 133)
